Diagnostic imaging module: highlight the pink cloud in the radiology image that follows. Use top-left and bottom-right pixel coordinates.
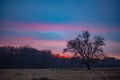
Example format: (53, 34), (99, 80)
(0, 36), (66, 53)
(0, 21), (120, 32)
(104, 40), (120, 55)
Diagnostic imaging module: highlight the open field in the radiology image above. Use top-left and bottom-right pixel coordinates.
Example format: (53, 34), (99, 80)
(0, 68), (120, 80)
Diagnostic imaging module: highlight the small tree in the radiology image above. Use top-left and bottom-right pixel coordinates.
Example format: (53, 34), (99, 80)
(63, 31), (105, 70)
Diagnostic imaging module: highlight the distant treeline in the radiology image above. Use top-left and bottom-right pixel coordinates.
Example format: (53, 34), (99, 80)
(0, 46), (120, 69)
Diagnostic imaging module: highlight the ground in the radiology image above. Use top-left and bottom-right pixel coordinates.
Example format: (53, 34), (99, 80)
(0, 68), (120, 80)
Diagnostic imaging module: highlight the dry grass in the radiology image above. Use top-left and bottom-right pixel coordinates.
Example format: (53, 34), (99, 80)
(0, 68), (120, 80)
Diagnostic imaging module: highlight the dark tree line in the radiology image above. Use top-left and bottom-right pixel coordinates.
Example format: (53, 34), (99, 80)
(0, 46), (80, 69)
(0, 46), (120, 69)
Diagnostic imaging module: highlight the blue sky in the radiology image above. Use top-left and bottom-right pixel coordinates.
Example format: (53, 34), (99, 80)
(1, 0), (120, 25)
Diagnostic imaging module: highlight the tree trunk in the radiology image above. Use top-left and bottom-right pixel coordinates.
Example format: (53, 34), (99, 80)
(86, 63), (91, 70)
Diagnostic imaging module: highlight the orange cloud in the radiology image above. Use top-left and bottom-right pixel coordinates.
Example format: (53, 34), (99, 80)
(52, 52), (74, 59)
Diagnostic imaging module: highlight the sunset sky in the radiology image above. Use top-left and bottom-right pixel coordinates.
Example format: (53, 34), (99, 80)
(0, 0), (120, 58)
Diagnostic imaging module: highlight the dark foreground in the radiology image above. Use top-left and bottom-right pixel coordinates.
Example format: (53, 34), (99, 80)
(0, 68), (120, 80)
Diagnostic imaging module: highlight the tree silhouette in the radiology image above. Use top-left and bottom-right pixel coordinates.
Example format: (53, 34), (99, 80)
(1, 45), (120, 69)
(63, 31), (105, 70)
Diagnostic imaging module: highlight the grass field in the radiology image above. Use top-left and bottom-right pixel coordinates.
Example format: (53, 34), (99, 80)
(0, 68), (120, 80)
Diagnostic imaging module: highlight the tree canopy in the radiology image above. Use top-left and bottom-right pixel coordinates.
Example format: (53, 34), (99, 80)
(63, 31), (105, 70)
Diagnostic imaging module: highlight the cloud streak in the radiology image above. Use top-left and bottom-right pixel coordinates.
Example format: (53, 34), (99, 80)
(1, 21), (120, 32)
(0, 36), (66, 53)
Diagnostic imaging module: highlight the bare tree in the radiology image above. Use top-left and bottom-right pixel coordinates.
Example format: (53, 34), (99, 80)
(63, 31), (105, 70)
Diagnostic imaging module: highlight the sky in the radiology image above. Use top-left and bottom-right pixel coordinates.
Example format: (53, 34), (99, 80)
(0, 0), (120, 58)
